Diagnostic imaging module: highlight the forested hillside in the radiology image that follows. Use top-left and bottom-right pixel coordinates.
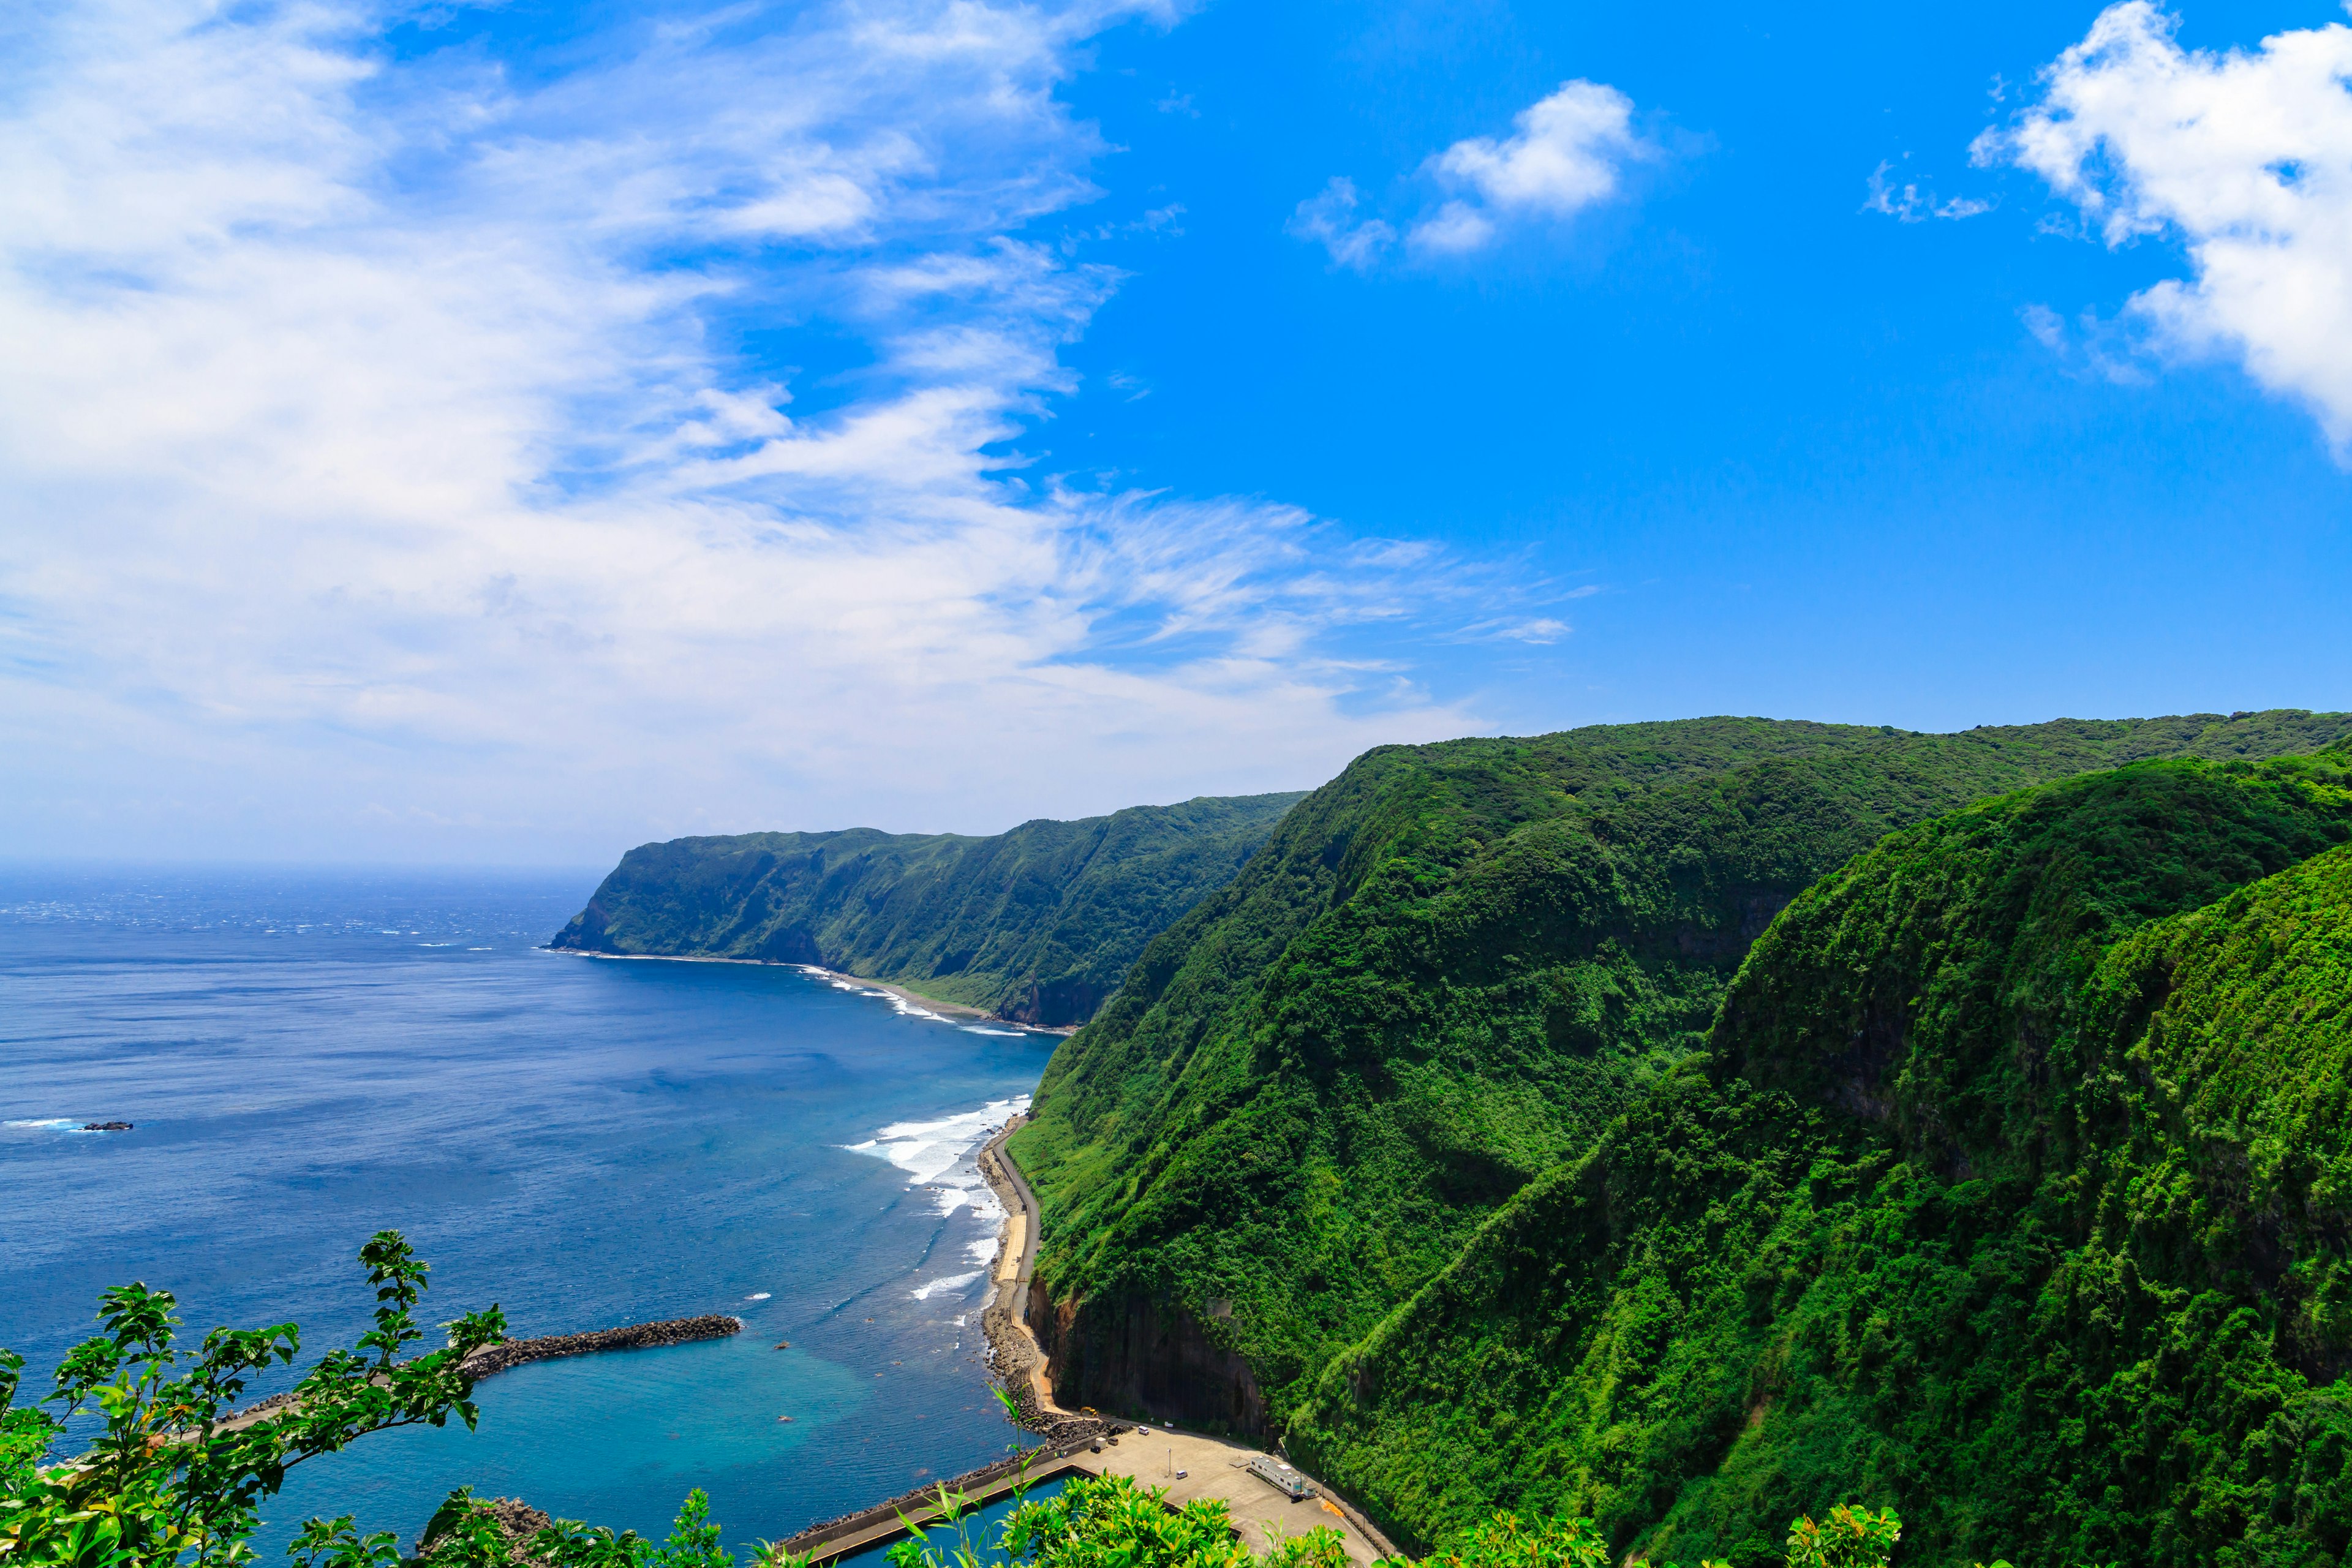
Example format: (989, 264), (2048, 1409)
(1006, 711), (2352, 1528)
(1287, 751), (2352, 1567)
(551, 793), (1303, 1025)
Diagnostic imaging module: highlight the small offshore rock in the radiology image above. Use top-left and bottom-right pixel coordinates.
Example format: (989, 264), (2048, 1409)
(84, 1121), (134, 1131)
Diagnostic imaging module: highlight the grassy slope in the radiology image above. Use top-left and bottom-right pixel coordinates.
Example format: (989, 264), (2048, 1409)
(1010, 711), (2351, 1433)
(550, 793), (1304, 1025)
(1285, 753), (2352, 1568)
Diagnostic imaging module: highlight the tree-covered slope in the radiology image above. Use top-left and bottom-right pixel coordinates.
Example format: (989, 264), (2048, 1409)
(1286, 752), (2352, 1568)
(551, 793), (1304, 1025)
(1008, 710), (2351, 1436)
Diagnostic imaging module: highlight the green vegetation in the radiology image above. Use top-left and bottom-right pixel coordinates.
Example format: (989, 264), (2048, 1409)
(1284, 755), (2352, 1566)
(1012, 712), (2350, 1427)
(552, 793), (1305, 1025)
(1007, 711), (2352, 1565)
(1, 1237), (2115, 1568)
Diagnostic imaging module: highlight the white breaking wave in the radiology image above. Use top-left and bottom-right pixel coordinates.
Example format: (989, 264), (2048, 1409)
(794, 965), (953, 1023)
(845, 1094), (1026, 1311)
(844, 1096), (1027, 1185)
(910, 1270), (981, 1301)
(961, 1025), (1025, 1036)
(6, 1118), (88, 1131)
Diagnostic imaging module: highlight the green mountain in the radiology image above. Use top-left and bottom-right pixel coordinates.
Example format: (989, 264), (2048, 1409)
(550, 792), (1305, 1026)
(1287, 750), (2352, 1567)
(1005, 712), (2351, 1553)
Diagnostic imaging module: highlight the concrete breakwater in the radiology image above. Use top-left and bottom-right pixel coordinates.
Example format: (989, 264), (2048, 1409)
(206, 1316), (743, 1434)
(775, 1444), (1096, 1562)
(458, 1315), (743, 1379)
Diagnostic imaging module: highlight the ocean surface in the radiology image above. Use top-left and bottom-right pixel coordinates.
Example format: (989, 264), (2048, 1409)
(0, 865), (1061, 1556)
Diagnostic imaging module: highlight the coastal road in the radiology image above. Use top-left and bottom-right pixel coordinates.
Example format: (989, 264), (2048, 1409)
(978, 1113), (1049, 1408)
(982, 1114), (1043, 1301)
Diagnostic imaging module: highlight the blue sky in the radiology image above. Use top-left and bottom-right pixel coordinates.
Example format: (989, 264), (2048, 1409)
(1, 0), (2347, 861)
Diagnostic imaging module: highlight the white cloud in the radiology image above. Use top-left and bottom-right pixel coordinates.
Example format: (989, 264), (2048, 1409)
(1978, 1), (2352, 450)
(0, 0), (1487, 862)
(1290, 80), (1655, 268)
(1411, 80), (1653, 254)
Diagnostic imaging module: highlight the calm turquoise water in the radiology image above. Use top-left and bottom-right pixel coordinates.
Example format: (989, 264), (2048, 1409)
(0, 866), (1057, 1556)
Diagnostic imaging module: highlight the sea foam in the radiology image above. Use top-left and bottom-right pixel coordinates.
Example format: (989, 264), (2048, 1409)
(844, 1094), (1028, 1304)
(844, 1096), (1027, 1186)
(794, 965), (956, 1024)
(910, 1271), (981, 1302)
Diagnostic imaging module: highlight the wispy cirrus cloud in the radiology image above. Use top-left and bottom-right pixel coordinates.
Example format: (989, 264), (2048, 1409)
(0, 0), (1500, 860)
(1977, 1), (2352, 453)
(1286, 177), (1397, 271)
(1863, 156), (1994, 222)
(1291, 80), (1659, 270)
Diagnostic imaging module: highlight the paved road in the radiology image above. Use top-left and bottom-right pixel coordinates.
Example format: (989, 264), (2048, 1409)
(978, 1114), (1055, 1412)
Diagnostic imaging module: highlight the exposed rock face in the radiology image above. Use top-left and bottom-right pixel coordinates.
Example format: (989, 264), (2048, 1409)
(458, 1315), (742, 1379)
(998, 978), (1112, 1028)
(1028, 1281), (1267, 1438)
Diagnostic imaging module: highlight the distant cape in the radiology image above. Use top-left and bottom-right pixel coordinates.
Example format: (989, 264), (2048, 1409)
(551, 791), (1305, 1027)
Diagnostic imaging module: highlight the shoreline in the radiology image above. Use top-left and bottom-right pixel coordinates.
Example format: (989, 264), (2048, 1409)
(976, 1115), (1065, 1428)
(542, 948), (1079, 1033)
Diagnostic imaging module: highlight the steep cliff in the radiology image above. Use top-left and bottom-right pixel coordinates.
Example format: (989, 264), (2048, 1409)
(1008, 710), (2351, 1447)
(1286, 750), (2352, 1567)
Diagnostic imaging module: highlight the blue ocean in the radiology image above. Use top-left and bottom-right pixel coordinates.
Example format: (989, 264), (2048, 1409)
(0, 865), (1059, 1557)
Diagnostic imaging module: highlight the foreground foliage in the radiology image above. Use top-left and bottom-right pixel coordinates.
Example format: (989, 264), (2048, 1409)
(0, 1234), (505, 1568)
(552, 793), (1304, 1025)
(0, 1241), (798, 1568)
(7, 1238), (2101, 1568)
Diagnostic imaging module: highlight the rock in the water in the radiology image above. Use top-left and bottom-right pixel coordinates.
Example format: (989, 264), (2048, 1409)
(83, 1121), (133, 1132)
